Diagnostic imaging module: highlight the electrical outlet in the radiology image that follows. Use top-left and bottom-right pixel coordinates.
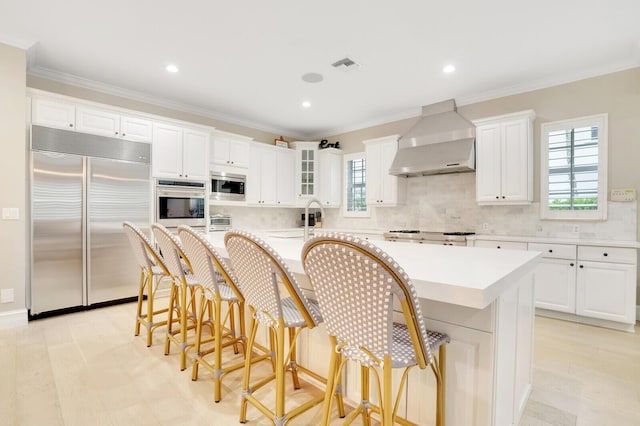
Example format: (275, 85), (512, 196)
(0, 288), (14, 303)
(611, 189), (636, 202)
(482, 223), (489, 231)
(572, 225), (580, 234)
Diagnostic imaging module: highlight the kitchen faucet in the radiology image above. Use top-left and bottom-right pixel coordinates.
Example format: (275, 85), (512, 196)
(304, 197), (324, 241)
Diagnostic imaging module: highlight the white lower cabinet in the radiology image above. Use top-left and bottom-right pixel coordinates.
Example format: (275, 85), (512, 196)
(474, 240), (527, 250)
(528, 243), (577, 313)
(528, 242), (637, 328)
(576, 251), (636, 324)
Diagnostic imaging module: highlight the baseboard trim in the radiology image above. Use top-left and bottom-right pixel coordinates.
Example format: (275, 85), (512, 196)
(0, 308), (28, 329)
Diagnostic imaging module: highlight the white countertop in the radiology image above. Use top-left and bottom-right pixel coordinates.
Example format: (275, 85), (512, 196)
(471, 234), (640, 249)
(207, 231), (540, 310)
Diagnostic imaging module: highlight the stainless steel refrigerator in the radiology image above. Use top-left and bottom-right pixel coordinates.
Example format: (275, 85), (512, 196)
(30, 125), (151, 316)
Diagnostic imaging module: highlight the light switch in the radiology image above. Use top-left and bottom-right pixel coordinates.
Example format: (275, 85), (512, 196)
(2, 208), (19, 220)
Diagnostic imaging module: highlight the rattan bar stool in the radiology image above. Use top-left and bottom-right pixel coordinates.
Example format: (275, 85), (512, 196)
(302, 233), (450, 426)
(151, 223), (201, 371)
(224, 230), (344, 425)
(178, 225), (272, 403)
(123, 221), (172, 347)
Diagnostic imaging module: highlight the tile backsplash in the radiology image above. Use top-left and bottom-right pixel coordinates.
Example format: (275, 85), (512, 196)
(211, 172), (637, 241)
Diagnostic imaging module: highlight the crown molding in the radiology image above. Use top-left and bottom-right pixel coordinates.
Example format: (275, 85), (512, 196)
(456, 60), (640, 107)
(26, 65), (308, 140)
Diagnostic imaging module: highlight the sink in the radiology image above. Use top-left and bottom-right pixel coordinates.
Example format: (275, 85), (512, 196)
(265, 229), (308, 239)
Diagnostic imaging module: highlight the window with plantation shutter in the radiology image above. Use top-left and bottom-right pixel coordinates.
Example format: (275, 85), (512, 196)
(541, 114), (608, 220)
(343, 153), (369, 217)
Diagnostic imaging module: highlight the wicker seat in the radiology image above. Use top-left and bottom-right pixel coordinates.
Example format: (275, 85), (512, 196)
(302, 233), (450, 426)
(122, 221), (172, 347)
(178, 225), (269, 403)
(224, 230), (344, 425)
(151, 223), (200, 371)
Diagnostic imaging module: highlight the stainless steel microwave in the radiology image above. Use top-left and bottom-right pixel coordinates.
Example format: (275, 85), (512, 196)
(211, 172), (245, 201)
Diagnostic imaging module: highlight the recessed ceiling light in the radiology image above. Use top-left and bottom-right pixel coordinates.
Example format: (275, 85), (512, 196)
(302, 72), (323, 83)
(443, 64), (456, 74)
(166, 64), (179, 73)
(301, 101), (311, 108)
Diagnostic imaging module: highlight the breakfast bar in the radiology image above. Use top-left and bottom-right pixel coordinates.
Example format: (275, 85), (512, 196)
(207, 231), (541, 426)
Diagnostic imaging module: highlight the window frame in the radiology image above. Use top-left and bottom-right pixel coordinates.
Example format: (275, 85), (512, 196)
(540, 113), (608, 220)
(342, 152), (369, 218)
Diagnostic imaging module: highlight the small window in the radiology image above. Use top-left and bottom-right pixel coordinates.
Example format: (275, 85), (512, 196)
(540, 114), (608, 220)
(343, 153), (369, 217)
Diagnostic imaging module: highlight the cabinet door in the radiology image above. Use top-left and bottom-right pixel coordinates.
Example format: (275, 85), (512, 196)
(296, 147), (317, 199)
(501, 119), (530, 201)
(152, 122), (183, 178)
(120, 115), (152, 142)
(211, 138), (231, 166)
(228, 140), (250, 168)
(475, 124), (502, 202)
(576, 261), (636, 324)
(247, 146), (277, 205)
(76, 106), (120, 138)
(182, 129), (209, 180)
(405, 318), (492, 425)
(474, 240), (527, 250)
(318, 149), (342, 207)
(32, 98), (76, 130)
(533, 258), (577, 313)
(276, 148), (296, 206)
(365, 143), (382, 204)
(379, 141), (399, 204)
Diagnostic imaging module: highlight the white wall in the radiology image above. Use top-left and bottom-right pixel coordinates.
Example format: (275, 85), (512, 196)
(0, 43), (27, 327)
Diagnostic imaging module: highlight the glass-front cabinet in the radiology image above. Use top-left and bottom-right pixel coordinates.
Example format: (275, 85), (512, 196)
(291, 142), (318, 203)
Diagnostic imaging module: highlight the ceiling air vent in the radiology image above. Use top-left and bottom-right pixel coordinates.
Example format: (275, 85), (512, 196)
(331, 57), (360, 71)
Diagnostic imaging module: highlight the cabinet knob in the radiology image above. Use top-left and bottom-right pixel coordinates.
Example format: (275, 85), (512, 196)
(69, 123), (74, 127)
(122, 133), (126, 137)
(603, 252), (608, 256)
(570, 263), (574, 266)
(579, 265), (584, 268)
(115, 131), (119, 135)
(497, 246), (501, 249)
(548, 249), (553, 253)
(502, 196), (505, 199)
(495, 196), (499, 199)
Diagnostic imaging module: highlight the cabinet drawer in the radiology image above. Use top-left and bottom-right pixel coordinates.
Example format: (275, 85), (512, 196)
(578, 246), (637, 264)
(475, 240), (527, 250)
(528, 243), (576, 260)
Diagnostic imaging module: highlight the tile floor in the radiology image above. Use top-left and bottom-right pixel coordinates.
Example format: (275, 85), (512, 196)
(1, 302), (638, 425)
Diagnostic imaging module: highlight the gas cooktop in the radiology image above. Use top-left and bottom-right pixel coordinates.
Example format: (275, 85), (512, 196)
(383, 230), (475, 245)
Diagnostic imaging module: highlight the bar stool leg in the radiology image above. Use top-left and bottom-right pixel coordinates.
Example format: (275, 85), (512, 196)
(135, 269), (145, 337)
(164, 281), (177, 356)
(240, 316), (259, 423)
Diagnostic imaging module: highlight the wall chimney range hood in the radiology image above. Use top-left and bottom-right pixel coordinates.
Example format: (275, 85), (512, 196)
(389, 99), (476, 177)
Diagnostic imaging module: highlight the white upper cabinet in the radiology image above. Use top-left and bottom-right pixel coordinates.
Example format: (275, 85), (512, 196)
(275, 147), (296, 207)
(32, 97), (76, 130)
(247, 144), (277, 205)
(474, 110), (535, 205)
(290, 141), (319, 203)
(152, 122), (209, 180)
(363, 135), (405, 206)
(76, 106), (153, 142)
(210, 130), (251, 169)
(32, 97), (152, 142)
(290, 142), (343, 208)
(318, 148), (342, 207)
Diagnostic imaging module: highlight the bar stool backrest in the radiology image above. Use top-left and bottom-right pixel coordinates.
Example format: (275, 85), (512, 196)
(123, 221), (169, 275)
(151, 223), (190, 281)
(224, 229), (319, 328)
(302, 233), (433, 367)
(178, 225), (243, 302)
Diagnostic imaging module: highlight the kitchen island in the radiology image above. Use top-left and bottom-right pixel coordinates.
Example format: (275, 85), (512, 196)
(207, 231), (541, 426)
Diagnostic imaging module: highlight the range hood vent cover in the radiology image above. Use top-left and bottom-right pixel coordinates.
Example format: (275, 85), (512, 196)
(389, 99), (476, 177)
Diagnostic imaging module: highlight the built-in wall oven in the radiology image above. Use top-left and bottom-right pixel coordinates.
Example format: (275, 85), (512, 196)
(155, 179), (207, 228)
(210, 172), (245, 201)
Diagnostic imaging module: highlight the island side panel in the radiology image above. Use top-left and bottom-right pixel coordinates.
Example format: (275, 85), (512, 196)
(493, 271), (535, 426)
